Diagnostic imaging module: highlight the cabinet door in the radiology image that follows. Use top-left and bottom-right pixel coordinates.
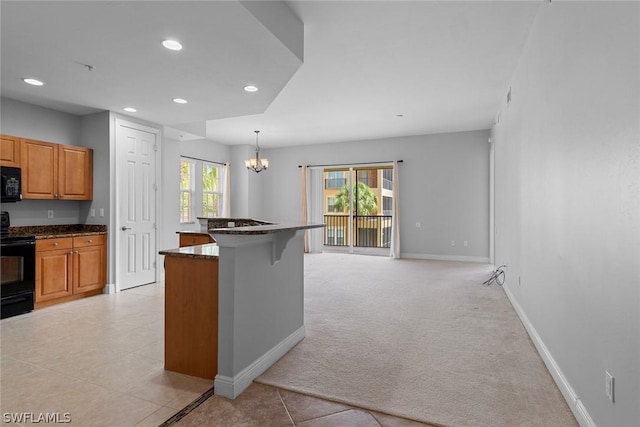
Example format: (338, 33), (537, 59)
(59, 145), (93, 200)
(0, 134), (21, 167)
(36, 249), (73, 302)
(73, 244), (106, 294)
(21, 138), (58, 199)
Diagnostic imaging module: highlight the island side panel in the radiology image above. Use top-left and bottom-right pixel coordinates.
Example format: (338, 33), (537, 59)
(215, 231), (305, 396)
(164, 256), (218, 380)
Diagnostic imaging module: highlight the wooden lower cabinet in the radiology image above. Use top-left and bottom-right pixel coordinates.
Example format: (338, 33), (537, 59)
(36, 246), (73, 302)
(164, 255), (218, 380)
(35, 234), (107, 308)
(73, 235), (106, 294)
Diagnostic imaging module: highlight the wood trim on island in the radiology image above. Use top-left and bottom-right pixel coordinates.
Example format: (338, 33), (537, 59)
(164, 255), (218, 380)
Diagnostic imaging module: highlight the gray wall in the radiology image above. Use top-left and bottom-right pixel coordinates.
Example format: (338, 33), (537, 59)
(0, 98), (83, 225)
(260, 130), (491, 260)
(493, 2), (639, 426)
(78, 111), (111, 225)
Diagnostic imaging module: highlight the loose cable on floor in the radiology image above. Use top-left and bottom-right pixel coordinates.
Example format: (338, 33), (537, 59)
(483, 265), (506, 286)
(158, 386), (216, 426)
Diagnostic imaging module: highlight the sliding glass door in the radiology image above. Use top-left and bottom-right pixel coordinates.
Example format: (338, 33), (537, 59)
(323, 167), (393, 253)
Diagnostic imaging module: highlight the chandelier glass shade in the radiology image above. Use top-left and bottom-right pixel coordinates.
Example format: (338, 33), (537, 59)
(245, 130), (269, 173)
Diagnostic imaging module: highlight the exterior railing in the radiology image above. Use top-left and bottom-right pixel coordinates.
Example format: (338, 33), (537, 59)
(324, 214), (392, 248)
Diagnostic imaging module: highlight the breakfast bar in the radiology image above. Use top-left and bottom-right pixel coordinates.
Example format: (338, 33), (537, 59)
(160, 219), (324, 399)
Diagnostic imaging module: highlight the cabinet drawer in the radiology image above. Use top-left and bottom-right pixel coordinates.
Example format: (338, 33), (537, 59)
(36, 237), (73, 251)
(73, 234), (106, 248)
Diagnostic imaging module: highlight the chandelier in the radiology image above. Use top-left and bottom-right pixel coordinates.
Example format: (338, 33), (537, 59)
(245, 130), (269, 173)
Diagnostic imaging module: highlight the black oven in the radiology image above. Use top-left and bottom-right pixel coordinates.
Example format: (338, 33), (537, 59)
(1, 212), (35, 319)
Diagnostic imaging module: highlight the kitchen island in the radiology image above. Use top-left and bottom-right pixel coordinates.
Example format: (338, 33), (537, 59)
(160, 220), (324, 399)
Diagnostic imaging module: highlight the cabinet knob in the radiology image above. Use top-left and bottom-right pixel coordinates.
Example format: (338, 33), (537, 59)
(53, 242), (59, 246)
(87, 239), (93, 243)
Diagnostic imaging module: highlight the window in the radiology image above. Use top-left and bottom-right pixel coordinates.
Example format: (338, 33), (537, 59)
(383, 196), (393, 216)
(383, 168), (393, 190)
(180, 158), (225, 223)
(327, 197), (335, 213)
(180, 160), (194, 223)
(202, 163), (222, 217)
(325, 171), (346, 189)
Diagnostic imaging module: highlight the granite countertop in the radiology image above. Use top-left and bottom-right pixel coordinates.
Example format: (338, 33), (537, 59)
(159, 243), (219, 259)
(210, 221), (325, 235)
(9, 224), (107, 239)
(176, 230), (212, 235)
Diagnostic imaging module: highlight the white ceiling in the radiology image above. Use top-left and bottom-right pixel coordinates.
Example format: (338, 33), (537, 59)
(1, 1), (542, 148)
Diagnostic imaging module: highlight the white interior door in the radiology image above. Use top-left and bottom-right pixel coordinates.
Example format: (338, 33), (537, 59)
(116, 121), (158, 290)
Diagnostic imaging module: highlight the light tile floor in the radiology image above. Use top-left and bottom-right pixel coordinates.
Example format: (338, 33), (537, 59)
(1, 283), (435, 427)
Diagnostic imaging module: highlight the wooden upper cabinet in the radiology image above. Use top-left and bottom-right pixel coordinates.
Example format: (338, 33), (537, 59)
(59, 144), (93, 200)
(21, 138), (93, 200)
(0, 134), (21, 167)
(21, 138), (58, 199)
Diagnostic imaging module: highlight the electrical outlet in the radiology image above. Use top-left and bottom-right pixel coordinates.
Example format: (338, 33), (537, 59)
(464, 240), (468, 247)
(415, 222), (421, 228)
(605, 371), (615, 402)
(450, 240), (455, 247)
(47, 210), (54, 219)
(90, 208), (96, 217)
(99, 208), (104, 217)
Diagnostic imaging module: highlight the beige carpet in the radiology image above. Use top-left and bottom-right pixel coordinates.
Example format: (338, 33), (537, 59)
(255, 253), (578, 427)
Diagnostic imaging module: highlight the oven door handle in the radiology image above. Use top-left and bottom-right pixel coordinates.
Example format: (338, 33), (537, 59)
(0, 240), (36, 248)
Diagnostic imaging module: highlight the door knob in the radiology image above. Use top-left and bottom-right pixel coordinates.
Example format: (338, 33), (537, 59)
(121, 226), (132, 231)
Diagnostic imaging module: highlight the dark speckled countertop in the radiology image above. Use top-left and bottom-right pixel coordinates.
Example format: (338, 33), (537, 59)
(159, 243), (219, 259)
(210, 221), (324, 235)
(9, 224), (107, 239)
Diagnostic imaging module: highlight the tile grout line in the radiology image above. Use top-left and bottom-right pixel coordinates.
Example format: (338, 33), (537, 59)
(276, 388), (297, 426)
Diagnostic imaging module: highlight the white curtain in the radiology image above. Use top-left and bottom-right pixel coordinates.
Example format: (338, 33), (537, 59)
(222, 163), (231, 218)
(390, 161), (401, 258)
(300, 165), (310, 253)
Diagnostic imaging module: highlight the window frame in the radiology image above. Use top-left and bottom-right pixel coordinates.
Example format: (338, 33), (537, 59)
(180, 157), (225, 224)
(180, 159), (195, 224)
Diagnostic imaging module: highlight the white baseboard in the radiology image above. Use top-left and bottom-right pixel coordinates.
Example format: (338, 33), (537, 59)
(401, 253), (489, 263)
(502, 284), (596, 427)
(214, 325), (305, 399)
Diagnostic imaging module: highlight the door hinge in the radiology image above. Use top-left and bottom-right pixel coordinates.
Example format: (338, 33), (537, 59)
(153, 223), (157, 230)
(153, 144), (158, 152)
(153, 183), (158, 191)
(153, 261), (157, 268)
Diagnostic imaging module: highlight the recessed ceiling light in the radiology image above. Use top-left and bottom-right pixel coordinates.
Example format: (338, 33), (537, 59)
(123, 107), (137, 113)
(244, 85), (258, 92)
(162, 39), (183, 51)
(23, 78), (44, 86)
(172, 98), (188, 104)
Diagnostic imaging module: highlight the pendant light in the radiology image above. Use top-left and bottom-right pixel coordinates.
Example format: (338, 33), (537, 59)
(245, 130), (269, 173)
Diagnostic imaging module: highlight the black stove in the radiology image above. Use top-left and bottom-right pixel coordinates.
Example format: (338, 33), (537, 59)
(1, 211), (36, 319)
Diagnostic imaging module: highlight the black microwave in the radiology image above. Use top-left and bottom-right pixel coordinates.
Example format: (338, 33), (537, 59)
(1, 166), (23, 203)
